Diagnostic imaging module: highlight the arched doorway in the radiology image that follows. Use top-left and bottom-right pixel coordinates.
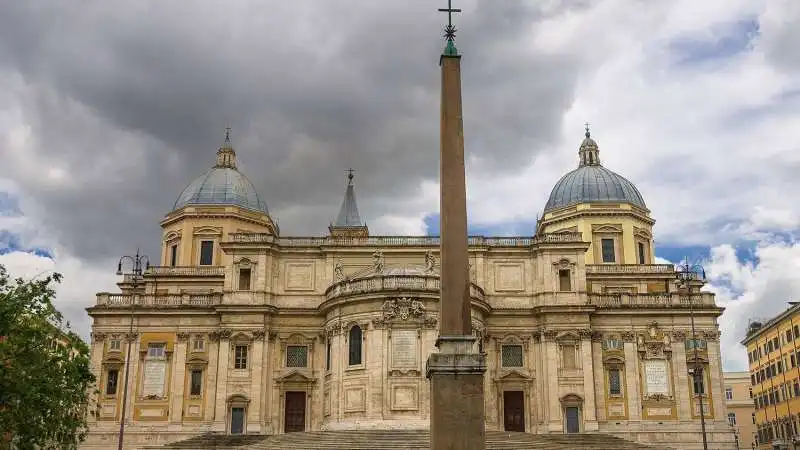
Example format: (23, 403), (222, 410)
(560, 393), (583, 434)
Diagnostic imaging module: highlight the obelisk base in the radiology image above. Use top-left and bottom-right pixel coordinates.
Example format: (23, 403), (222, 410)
(426, 336), (487, 450)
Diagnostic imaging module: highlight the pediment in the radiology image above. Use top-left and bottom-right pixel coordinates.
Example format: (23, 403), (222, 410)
(193, 226), (223, 236)
(592, 223), (623, 233)
(496, 369), (532, 381)
(102, 354), (125, 365)
(164, 230), (182, 241)
(556, 330), (580, 342)
(186, 354), (209, 365)
(275, 370), (316, 384)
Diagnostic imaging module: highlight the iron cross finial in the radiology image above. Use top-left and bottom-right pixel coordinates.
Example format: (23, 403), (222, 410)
(438, 0), (461, 42)
(224, 127), (232, 145)
(584, 122), (591, 138)
(346, 168), (355, 185)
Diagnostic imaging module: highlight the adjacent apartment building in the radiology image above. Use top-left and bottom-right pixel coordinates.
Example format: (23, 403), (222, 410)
(742, 303), (800, 449)
(724, 371), (756, 449)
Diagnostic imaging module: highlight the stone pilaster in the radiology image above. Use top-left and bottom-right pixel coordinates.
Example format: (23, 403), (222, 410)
(546, 340), (561, 430)
(672, 340), (691, 420)
(247, 336), (264, 433)
(124, 338), (141, 424)
(169, 335), (188, 424)
(204, 338), (220, 422)
(581, 337), (598, 430)
(213, 335), (231, 431)
(88, 336), (105, 425)
(706, 339), (724, 421)
(623, 341), (641, 420)
(259, 333), (271, 433)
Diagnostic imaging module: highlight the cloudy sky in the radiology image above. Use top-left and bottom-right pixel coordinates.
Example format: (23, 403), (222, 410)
(1, 0), (799, 371)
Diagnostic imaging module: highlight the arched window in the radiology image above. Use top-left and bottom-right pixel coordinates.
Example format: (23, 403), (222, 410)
(348, 326), (362, 366)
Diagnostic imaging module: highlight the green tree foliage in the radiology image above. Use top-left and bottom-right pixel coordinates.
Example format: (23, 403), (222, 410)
(0, 264), (95, 449)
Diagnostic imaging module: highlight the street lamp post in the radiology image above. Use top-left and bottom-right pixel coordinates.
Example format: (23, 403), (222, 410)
(676, 260), (709, 450)
(115, 249), (149, 450)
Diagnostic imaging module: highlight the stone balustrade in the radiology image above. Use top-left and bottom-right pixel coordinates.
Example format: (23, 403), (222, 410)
(587, 292), (716, 308)
(95, 293), (222, 307)
(325, 274), (486, 302)
(585, 264), (675, 274)
(227, 232), (584, 247)
(144, 266), (225, 277)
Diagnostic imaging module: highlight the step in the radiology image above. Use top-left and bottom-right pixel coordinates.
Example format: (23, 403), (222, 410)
(158, 430), (673, 450)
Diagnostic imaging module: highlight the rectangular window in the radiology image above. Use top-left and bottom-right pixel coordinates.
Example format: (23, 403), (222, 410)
(286, 345), (308, 368)
(608, 369), (622, 396)
(693, 372), (705, 395)
(170, 244), (177, 266)
(147, 343), (166, 359)
(792, 354), (796, 368)
(601, 238), (616, 263)
(192, 337), (204, 352)
(109, 339), (121, 351)
(558, 269), (571, 292)
(105, 369), (119, 395)
(773, 337), (779, 350)
(752, 413), (756, 424)
(199, 240), (214, 266)
(778, 361), (783, 374)
(234, 345), (248, 369)
(637, 242), (646, 264)
(501, 345), (524, 367)
(326, 341), (332, 371)
(749, 387), (753, 398)
(795, 325), (799, 339)
(728, 412), (737, 426)
(725, 387), (733, 400)
(794, 382), (799, 397)
(788, 329), (794, 342)
(190, 369), (203, 396)
(238, 268), (251, 291)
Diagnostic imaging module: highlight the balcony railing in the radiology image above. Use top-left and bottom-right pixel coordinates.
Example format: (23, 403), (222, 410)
(325, 274), (485, 302)
(587, 292), (716, 308)
(144, 266), (225, 277)
(95, 293), (222, 307)
(585, 264), (674, 274)
(227, 232), (584, 247)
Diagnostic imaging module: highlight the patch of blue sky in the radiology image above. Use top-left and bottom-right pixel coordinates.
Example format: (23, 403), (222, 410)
(0, 230), (54, 259)
(423, 213), (537, 237)
(668, 18), (759, 66)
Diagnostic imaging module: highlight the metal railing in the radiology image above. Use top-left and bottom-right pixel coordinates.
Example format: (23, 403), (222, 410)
(144, 266), (225, 277)
(585, 264), (674, 274)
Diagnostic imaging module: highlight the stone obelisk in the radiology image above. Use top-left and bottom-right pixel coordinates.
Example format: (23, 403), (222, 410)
(426, 2), (487, 450)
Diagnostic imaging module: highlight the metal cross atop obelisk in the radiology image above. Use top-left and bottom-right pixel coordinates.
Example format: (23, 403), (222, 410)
(427, 1), (487, 449)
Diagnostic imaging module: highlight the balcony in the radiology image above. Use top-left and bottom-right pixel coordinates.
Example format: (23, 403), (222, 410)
(585, 264), (675, 275)
(226, 232), (584, 248)
(95, 293), (222, 307)
(587, 292), (716, 308)
(144, 266), (225, 277)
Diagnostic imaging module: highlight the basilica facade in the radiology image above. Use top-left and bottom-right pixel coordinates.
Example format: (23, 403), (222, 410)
(83, 131), (734, 449)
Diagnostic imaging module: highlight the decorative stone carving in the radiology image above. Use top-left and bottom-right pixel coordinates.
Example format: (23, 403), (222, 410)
(621, 331), (636, 343)
(253, 329), (267, 340)
(671, 330), (687, 341)
(324, 320), (343, 338)
(637, 323), (672, 360)
(91, 332), (107, 342)
(372, 298), (435, 329)
(334, 258), (345, 282)
(372, 250), (385, 272)
(578, 329), (593, 339)
(176, 332), (190, 342)
(542, 330), (558, 342)
(424, 251), (437, 273)
(210, 329), (233, 342)
(701, 330), (721, 342)
(124, 332), (139, 342)
(591, 331), (603, 342)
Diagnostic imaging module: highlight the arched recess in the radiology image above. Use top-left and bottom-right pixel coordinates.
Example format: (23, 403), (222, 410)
(226, 394), (250, 435)
(560, 393), (584, 434)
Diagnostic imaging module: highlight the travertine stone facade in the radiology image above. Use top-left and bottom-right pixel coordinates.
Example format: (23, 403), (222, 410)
(82, 134), (735, 450)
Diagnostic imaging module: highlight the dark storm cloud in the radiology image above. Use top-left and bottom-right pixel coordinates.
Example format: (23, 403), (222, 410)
(0, 0), (583, 262)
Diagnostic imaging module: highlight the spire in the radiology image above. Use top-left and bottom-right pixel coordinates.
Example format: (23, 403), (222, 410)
(438, 0), (461, 56)
(215, 127), (237, 169)
(329, 169), (369, 237)
(578, 122), (601, 167)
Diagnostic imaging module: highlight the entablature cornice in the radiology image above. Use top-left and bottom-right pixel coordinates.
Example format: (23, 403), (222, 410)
(160, 208), (275, 231)
(541, 207), (655, 228)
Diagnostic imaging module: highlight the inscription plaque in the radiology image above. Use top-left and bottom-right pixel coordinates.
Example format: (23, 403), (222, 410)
(142, 360), (167, 397)
(392, 330), (418, 369)
(644, 360), (669, 396)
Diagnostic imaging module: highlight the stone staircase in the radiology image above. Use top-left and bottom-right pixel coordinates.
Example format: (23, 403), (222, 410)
(156, 430), (674, 450)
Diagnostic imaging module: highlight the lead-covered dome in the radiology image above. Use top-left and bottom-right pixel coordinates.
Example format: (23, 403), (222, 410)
(171, 130), (269, 214)
(544, 129), (646, 212)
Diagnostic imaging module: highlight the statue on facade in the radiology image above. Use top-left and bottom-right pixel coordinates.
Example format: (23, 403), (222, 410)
(334, 258), (345, 281)
(372, 250), (385, 272)
(425, 250), (436, 273)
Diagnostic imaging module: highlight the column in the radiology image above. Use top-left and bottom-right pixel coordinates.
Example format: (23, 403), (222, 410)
(546, 340), (562, 431)
(707, 340), (725, 422)
(169, 334), (189, 424)
(88, 335), (105, 425)
(260, 332), (271, 433)
(672, 340), (691, 420)
(124, 335), (141, 424)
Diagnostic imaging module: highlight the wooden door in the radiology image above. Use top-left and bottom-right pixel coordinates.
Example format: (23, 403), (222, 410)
(284, 391), (306, 433)
(565, 406), (580, 433)
(230, 407), (245, 434)
(503, 391), (525, 432)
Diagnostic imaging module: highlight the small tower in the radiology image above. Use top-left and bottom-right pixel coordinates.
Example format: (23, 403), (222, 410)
(329, 169), (369, 238)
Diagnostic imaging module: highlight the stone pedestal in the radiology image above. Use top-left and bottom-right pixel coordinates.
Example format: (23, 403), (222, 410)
(427, 336), (487, 450)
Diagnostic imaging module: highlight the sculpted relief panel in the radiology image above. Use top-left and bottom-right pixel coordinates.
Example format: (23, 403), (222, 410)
(494, 262), (525, 292)
(285, 261), (315, 291)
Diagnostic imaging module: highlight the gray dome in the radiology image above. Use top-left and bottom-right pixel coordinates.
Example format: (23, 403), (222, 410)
(544, 165), (646, 212)
(171, 129), (268, 214)
(543, 129), (646, 212)
(172, 167), (268, 213)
